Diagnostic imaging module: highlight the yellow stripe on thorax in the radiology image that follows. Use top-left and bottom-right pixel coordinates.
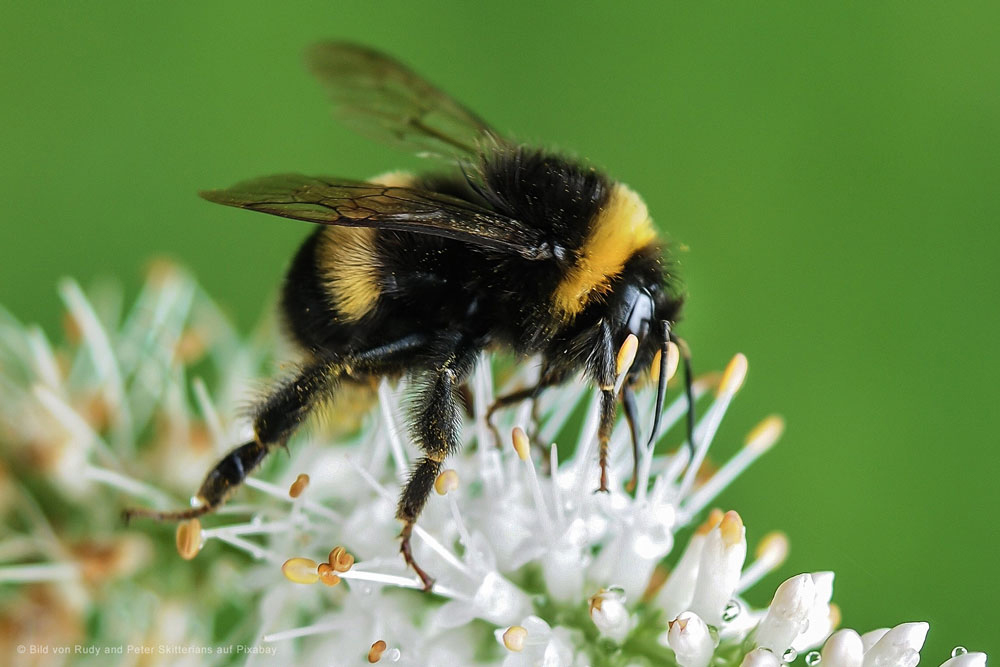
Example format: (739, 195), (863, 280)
(552, 183), (657, 318)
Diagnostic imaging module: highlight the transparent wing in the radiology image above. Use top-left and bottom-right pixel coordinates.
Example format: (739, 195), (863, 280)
(306, 41), (502, 160)
(200, 174), (552, 260)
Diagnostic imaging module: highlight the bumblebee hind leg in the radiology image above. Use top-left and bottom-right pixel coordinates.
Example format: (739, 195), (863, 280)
(396, 334), (481, 590)
(124, 335), (428, 524)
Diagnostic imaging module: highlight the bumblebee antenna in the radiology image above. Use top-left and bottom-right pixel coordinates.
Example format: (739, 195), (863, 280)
(645, 320), (672, 451)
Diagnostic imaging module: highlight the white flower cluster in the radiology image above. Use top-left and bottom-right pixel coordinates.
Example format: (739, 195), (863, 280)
(0, 268), (988, 667)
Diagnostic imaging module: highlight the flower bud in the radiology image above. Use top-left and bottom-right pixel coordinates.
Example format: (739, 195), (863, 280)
(862, 622), (928, 667)
(741, 648), (782, 667)
(667, 611), (716, 667)
(688, 511), (747, 626)
(590, 589), (631, 643)
(755, 573), (816, 653)
(820, 629), (864, 667)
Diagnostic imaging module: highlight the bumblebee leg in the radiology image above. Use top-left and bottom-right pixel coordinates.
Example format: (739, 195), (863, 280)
(397, 335), (480, 590)
(622, 383), (642, 493)
(125, 335), (428, 523)
(597, 387), (616, 492)
(590, 321), (618, 493)
(486, 384), (542, 449)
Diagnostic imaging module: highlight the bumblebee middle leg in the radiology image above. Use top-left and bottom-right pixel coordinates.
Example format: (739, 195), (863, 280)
(396, 333), (481, 590)
(124, 335), (427, 523)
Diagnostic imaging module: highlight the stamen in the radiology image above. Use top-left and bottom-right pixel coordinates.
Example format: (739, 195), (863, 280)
(82, 463), (174, 507)
(281, 557), (320, 584)
(288, 473), (310, 499)
(201, 519), (299, 539)
(0, 562), (79, 584)
(25, 326), (62, 389)
(336, 567), (468, 598)
(434, 469), (459, 495)
(472, 357), (504, 495)
(328, 546), (355, 572)
(368, 640), (387, 663)
(347, 458), (471, 577)
(212, 532), (284, 564)
(511, 426), (530, 461)
(829, 602), (842, 630)
(317, 562), (341, 587)
(377, 379), (409, 481)
(435, 471), (473, 550)
(680, 415), (782, 520)
(550, 442), (566, 525)
(745, 415), (785, 453)
(664, 342), (680, 382)
(191, 377), (226, 448)
(244, 477), (342, 523)
(536, 377), (589, 445)
(676, 355), (749, 502)
(737, 531), (790, 593)
(614, 334), (639, 393)
(263, 621), (340, 643)
(512, 427), (553, 538)
(175, 518), (202, 560)
(502, 625), (527, 652)
(719, 353), (748, 397)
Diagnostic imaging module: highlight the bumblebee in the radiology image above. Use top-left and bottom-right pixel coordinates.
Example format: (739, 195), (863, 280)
(126, 42), (694, 589)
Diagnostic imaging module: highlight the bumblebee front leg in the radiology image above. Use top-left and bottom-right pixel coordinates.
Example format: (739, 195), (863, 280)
(396, 335), (480, 590)
(586, 321), (618, 492)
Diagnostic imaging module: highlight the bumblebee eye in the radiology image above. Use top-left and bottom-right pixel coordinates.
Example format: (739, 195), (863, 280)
(625, 288), (654, 340)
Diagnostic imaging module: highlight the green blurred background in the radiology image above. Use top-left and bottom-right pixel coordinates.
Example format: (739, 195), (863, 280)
(2, 1), (997, 659)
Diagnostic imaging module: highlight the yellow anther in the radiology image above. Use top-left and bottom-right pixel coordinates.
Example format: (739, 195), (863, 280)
(616, 334), (639, 377)
(664, 341), (680, 382)
(434, 469), (460, 495)
(317, 562), (342, 587)
(755, 531), (790, 565)
(328, 546), (355, 572)
(288, 473), (310, 498)
(696, 508), (725, 535)
(175, 518), (202, 561)
(719, 353), (748, 396)
(502, 625), (527, 652)
(368, 639), (387, 663)
(719, 510), (744, 547)
(281, 557), (320, 584)
(744, 415), (784, 453)
(829, 603), (842, 630)
(649, 349), (661, 380)
(511, 427), (530, 461)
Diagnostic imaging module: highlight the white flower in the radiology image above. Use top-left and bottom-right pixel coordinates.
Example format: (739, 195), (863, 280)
(861, 622), (928, 667)
(496, 616), (575, 667)
(667, 611), (716, 667)
(822, 629), (865, 667)
(742, 647), (784, 667)
(688, 510), (747, 626)
(755, 571), (835, 653)
(0, 269), (988, 666)
(588, 588), (631, 643)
